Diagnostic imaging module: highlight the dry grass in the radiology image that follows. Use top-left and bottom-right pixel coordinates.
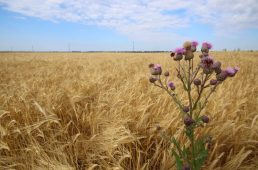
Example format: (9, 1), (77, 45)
(0, 52), (257, 170)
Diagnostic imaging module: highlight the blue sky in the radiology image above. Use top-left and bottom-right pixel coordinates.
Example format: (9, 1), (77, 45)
(0, 0), (258, 51)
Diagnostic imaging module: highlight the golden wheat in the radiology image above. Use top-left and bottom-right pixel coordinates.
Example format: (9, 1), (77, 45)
(0, 52), (257, 170)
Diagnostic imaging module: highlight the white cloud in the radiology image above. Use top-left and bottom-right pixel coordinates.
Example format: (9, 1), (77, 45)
(0, 0), (258, 42)
(191, 0), (258, 33)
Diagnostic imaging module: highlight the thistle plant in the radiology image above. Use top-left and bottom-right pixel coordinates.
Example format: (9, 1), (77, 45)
(148, 41), (239, 170)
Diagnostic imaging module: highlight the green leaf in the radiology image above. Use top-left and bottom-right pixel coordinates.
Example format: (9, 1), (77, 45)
(194, 138), (208, 169)
(172, 148), (183, 170)
(182, 146), (190, 160)
(171, 137), (182, 157)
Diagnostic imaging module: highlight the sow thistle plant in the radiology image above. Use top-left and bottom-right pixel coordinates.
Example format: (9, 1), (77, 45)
(148, 41), (239, 170)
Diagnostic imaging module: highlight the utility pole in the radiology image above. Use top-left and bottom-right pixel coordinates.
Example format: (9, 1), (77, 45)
(68, 43), (71, 52)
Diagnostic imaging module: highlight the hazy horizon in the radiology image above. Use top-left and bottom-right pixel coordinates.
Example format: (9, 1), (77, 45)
(1, 0), (258, 51)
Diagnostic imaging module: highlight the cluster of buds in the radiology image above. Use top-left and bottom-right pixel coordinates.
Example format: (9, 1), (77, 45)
(170, 41), (198, 61)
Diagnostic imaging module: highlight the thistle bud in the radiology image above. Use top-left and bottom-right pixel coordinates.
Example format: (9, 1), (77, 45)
(150, 64), (162, 75)
(184, 115), (194, 126)
(201, 115), (209, 123)
(174, 54), (183, 61)
(168, 82), (175, 90)
(201, 56), (214, 74)
(194, 78), (201, 86)
(184, 50), (194, 60)
(212, 61), (221, 69)
(183, 106), (190, 113)
(148, 63), (154, 68)
(182, 164), (191, 170)
(210, 79), (217, 85)
(215, 67), (222, 74)
(203, 68), (213, 74)
(155, 124), (162, 131)
(149, 76), (157, 83)
(212, 61), (222, 74)
(164, 71), (169, 77)
(170, 52), (175, 57)
(183, 41), (192, 50)
(216, 70), (228, 81)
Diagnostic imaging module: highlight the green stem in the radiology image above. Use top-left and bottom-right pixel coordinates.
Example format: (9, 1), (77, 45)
(155, 76), (184, 112)
(190, 127), (196, 170)
(188, 60), (193, 117)
(192, 74), (210, 111)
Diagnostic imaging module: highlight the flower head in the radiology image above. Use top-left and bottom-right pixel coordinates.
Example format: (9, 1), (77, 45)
(164, 71), (169, 77)
(225, 67), (238, 77)
(154, 64), (161, 69)
(194, 79), (201, 86)
(183, 106), (190, 113)
(192, 41), (198, 47)
(170, 52), (175, 57)
(212, 61), (222, 74)
(175, 48), (185, 55)
(182, 164), (191, 170)
(212, 61), (221, 69)
(149, 76), (157, 83)
(216, 70), (228, 81)
(183, 41), (192, 50)
(201, 115), (209, 123)
(210, 79), (217, 85)
(201, 56), (214, 74)
(202, 42), (212, 49)
(174, 48), (185, 61)
(201, 56), (214, 68)
(168, 82), (175, 90)
(184, 115), (195, 126)
(150, 64), (162, 75)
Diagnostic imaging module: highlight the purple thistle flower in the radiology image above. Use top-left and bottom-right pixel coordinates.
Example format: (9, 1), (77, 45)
(202, 42), (212, 49)
(192, 41), (198, 47)
(175, 48), (186, 55)
(225, 67), (237, 77)
(154, 64), (161, 69)
(168, 82), (175, 90)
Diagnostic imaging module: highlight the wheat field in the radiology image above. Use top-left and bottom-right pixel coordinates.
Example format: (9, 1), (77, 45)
(0, 52), (257, 170)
